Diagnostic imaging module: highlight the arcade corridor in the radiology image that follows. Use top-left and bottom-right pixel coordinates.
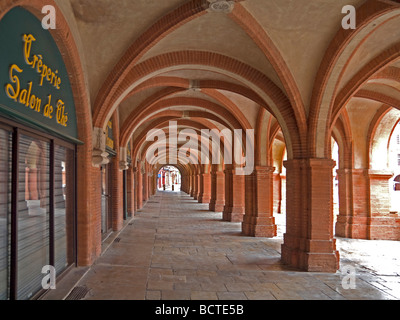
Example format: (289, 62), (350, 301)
(2, 0), (400, 301)
(43, 190), (400, 300)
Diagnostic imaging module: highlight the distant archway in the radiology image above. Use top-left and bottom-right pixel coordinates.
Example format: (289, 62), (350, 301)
(388, 122), (400, 213)
(157, 165), (181, 192)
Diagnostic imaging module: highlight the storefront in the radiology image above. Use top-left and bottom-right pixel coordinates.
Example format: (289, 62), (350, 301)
(0, 7), (80, 300)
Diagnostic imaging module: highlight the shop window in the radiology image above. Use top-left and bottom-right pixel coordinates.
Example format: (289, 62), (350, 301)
(54, 145), (75, 275)
(0, 125), (76, 300)
(17, 134), (50, 300)
(0, 128), (12, 300)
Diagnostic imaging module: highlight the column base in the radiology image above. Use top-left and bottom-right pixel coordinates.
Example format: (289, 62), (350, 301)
(198, 194), (211, 203)
(281, 234), (339, 272)
(209, 201), (225, 212)
(336, 215), (400, 240)
(223, 206), (244, 222)
(242, 216), (277, 237)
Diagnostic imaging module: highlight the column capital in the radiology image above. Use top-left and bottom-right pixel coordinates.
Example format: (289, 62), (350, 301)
(368, 169), (393, 179)
(284, 158), (336, 169)
(254, 166), (275, 174)
(92, 127), (109, 166)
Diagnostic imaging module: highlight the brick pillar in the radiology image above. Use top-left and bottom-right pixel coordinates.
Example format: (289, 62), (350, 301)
(209, 171), (225, 212)
(273, 172), (282, 214)
(242, 166), (277, 237)
(137, 169), (143, 209)
(336, 169), (400, 240)
(223, 167), (232, 219)
(196, 173), (201, 199)
(194, 173), (201, 200)
(223, 167), (245, 222)
(190, 173), (196, 197)
(150, 174), (155, 196)
(198, 173), (211, 203)
(281, 159), (339, 272)
(180, 175), (185, 193)
(369, 170), (400, 240)
(335, 169), (367, 238)
(187, 174), (192, 195)
(143, 171), (148, 202)
(127, 168), (134, 216)
(184, 175), (189, 193)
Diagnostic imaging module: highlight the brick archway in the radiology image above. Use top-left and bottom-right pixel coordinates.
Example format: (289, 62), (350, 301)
(0, 1), (96, 265)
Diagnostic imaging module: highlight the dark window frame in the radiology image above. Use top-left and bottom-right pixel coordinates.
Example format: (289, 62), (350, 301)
(0, 117), (77, 300)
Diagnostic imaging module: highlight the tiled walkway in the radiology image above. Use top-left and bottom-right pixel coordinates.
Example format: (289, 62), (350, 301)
(46, 190), (400, 300)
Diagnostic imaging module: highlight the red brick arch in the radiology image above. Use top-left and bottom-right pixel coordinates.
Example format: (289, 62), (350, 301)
(120, 96), (249, 147)
(92, 0), (209, 118)
(0, 1), (95, 265)
(331, 110), (353, 170)
(133, 118), (227, 162)
(367, 105), (399, 170)
(332, 44), (400, 124)
(308, 0), (400, 159)
(94, 50), (303, 159)
(139, 130), (215, 176)
(354, 88), (400, 111)
(228, 2), (307, 144)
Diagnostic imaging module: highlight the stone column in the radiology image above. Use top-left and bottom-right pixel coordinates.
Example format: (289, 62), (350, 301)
(242, 166), (277, 237)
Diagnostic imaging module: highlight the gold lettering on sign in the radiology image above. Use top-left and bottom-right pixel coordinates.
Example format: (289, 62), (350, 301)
(5, 64), (22, 101)
(5, 64), (41, 113)
(23, 34), (61, 89)
(4, 34), (69, 127)
(43, 95), (53, 119)
(56, 99), (68, 127)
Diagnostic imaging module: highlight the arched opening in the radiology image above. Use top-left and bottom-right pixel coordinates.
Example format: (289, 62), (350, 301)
(157, 165), (181, 192)
(388, 121), (400, 213)
(272, 137), (286, 238)
(332, 138), (339, 233)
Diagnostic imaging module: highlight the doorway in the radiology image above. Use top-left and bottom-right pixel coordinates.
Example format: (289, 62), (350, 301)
(101, 163), (113, 239)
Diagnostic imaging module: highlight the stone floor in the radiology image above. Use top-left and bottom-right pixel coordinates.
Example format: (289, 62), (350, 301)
(43, 190), (400, 300)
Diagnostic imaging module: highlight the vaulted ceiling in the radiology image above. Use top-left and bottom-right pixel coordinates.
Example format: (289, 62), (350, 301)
(55, 0), (400, 163)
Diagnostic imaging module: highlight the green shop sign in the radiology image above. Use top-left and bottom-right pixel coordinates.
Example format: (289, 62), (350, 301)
(0, 7), (80, 143)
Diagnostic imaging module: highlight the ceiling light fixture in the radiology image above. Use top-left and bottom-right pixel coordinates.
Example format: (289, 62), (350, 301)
(207, 0), (235, 13)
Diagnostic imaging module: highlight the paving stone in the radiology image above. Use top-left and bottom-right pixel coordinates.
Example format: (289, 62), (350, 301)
(225, 282), (254, 292)
(146, 290), (161, 300)
(161, 290), (191, 300)
(191, 291), (219, 300)
(217, 292), (248, 300)
(200, 282), (228, 292)
(244, 291), (276, 300)
(51, 191), (400, 301)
